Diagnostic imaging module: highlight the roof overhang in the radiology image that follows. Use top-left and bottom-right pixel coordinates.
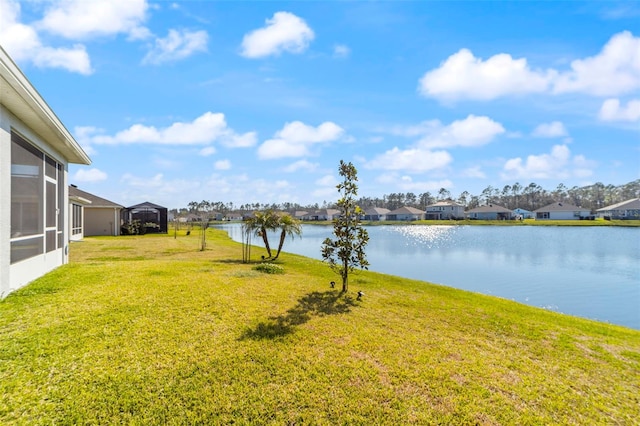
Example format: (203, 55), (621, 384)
(69, 195), (92, 205)
(0, 46), (90, 165)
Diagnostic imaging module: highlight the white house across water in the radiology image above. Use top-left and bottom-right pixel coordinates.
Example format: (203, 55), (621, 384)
(1, 46), (91, 298)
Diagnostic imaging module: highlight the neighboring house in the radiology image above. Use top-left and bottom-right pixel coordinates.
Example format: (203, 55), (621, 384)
(69, 185), (123, 237)
(68, 189), (91, 242)
(534, 202), (591, 220)
(122, 202), (169, 233)
(387, 206), (425, 221)
(596, 198), (640, 220)
(466, 204), (515, 220)
(293, 211), (308, 220)
(424, 200), (465, 220)
(363, 207), (390, 221)
(1, 46), (91, 297)
(301, 209), (340, 221)
(513, 208), (534, 219)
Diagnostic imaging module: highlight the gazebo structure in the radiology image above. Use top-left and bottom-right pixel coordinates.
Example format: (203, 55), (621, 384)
(122, 202), (168, 234)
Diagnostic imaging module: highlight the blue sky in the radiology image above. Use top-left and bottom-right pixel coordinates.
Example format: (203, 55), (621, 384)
(2, 0), (639, 209)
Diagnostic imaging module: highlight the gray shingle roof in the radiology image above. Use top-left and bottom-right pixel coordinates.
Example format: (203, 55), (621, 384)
(69, 185), (123, 208)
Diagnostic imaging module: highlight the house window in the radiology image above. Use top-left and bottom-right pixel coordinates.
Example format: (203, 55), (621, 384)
(10, 131), (64, 263)
(72, 204), (83, 235)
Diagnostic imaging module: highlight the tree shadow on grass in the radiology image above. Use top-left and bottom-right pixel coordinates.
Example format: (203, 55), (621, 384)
(239, 290), (357, 340)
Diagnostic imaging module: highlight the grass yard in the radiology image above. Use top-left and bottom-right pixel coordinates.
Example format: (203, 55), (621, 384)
(1, 229), (639, 424)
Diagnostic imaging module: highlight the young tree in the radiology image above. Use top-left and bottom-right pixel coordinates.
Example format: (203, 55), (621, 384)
(321, 160), (369, 292)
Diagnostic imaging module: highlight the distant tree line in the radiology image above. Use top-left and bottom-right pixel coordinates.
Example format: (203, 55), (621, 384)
(170, 179), (639, 217)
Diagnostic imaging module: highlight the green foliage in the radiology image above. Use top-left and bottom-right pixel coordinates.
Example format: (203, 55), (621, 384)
(321, 160), (370, 292)
(273, 214), (302, 260)
(243, 210), (281, 259)
(243, 211), (303, 262)
(253, 263), (285, 274)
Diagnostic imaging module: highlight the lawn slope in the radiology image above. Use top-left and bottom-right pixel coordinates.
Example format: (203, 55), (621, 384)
(1, 229), (638, 424)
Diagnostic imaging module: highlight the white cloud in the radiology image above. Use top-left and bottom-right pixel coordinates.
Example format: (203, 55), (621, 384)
(214, 159), (231, 170)
(375, 173), (453, 192)
(226, 132), (258, 148)
(38, 0), (150, 40)
(240, 11), (314, 58)
(387, 115), (505, 149)
(423, 115), (505, 148)
(598, 98), (640, 122)
(315, 174), (336, 186)
(0, 0), (92, 74)
(501, 144), (595, 180)
(198, 146), (216, 157)
(142, 29), (208, 65)
(419, 48), (553, 101)
(282, 160), (319, 172)
(532, 121), (568, 138)
(461, 166), (486, 178)
(85, 112), (256, 148)
(419, 31), (640, 101)
(258, 121), (344, 159)
(333, 44), (350, 58)
(366, 147), (452, 173)
(73, 168), (107, 182)
(553, 31), (640, 96)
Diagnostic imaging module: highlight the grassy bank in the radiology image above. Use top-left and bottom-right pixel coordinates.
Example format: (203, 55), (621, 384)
(1, 229), (639, 424)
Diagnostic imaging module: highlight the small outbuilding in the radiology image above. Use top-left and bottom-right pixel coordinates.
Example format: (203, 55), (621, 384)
(513, 208), (534, 219)
(122, 202), (168, 233)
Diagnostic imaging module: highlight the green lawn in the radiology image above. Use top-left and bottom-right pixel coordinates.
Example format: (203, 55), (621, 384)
(1, 229), (639, 424)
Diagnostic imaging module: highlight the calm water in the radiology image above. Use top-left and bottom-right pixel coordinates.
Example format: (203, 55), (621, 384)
(215, 224), (640, 329)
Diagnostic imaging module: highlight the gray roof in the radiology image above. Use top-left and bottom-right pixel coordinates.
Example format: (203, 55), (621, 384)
(427, 200), (464, 208)
(69, 186), (123, 208)
(388, 206), (425, 215)
(365, 207), (390, 215)
(596, 198), (640, 211)
(466, 204), (513, 213)
(534, 202), (589, 212)
(127, 201), (167, 210)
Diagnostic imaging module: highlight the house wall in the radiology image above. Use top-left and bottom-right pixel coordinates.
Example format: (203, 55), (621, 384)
(470, 212), (498, 220)
(538, 210), (589, 220)
(396, 214), (422, 221)
(1, 106), (69, 297)
(85, 208), (121, 236)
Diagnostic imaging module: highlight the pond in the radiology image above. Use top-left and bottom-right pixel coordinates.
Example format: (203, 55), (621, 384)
(215, 223), (640, 330)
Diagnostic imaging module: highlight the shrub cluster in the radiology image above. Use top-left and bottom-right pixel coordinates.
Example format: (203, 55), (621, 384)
(253, 263), (285, 275)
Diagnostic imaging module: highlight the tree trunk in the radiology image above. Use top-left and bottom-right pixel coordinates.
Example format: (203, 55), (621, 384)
(341, 261), (348, 292)
(273, 231), (286, 260)
(260, 228), (272, 258)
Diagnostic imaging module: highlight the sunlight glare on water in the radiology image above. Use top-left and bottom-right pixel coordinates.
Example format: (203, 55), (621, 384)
(385, 225), (457, 248)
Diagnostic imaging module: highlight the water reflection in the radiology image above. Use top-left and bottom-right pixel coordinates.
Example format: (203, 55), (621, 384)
(215, 223), (640, 329)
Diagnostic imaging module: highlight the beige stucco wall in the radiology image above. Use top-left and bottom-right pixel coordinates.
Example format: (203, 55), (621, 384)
(85, 208), (121, 236)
